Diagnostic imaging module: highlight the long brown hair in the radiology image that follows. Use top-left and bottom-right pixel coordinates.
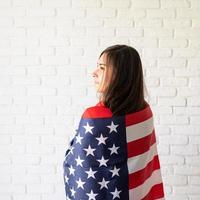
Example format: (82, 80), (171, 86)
(98, 44), (149, 116)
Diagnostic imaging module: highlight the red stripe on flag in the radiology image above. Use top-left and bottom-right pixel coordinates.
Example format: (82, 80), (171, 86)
(129, 155), (161, 189)
(125, 104), (152, 126)
(141, 182), (165, 200)
(127, 130), (156, 157)
(82, 107), (113, 118)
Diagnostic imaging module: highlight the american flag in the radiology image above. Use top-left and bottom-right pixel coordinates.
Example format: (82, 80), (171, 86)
(63, 102), (165, 200)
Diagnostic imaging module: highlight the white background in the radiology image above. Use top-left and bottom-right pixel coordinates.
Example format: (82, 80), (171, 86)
(0, 0), (200, 199)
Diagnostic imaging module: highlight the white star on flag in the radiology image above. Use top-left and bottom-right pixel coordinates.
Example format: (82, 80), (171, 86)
(107, 121), (119, 133)
(69, 165), (75, 175)
(64, 175), (69, 183)
(108, 143), (120, 155)
(76, 177), (85, 189)
(97, 156), (109, 167)
(83, 144), (96, 156)
(83, 122), (94, 134)
(111, 187), (121, 199)
(75, 155), (84, 167)
(75, 134), (83, 144)
(85, 167), (98, 179)
(110, 165), (120, 177)
(98, 177), (109, 189)
(96, 133), (108, 145)
(69, 146), (74, 155)
(70, 187), (76, 197)
(86, 189), (98, 200)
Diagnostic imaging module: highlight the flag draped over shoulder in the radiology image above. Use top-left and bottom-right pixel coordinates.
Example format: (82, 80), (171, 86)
(63, 102), (165, 200)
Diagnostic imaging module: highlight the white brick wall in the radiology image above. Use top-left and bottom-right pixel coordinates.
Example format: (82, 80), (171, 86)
(0, 0), (199, 199)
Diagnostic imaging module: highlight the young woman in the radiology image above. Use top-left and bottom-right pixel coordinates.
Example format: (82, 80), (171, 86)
(63, 44), (165, 200)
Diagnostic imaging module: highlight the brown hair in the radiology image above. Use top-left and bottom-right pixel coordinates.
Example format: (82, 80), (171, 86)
(98, 44), (149, 116)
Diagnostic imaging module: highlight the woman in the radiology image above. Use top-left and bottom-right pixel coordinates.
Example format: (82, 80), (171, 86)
(63, 44), (165, 200)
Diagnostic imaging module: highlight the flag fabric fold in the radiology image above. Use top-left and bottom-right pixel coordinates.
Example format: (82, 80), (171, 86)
(63, 101), (165, 200)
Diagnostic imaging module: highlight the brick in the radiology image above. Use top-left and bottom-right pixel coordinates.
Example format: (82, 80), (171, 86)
(174, 186), (200, 194)
(144, 28), (173, 37)
(177, 87), (199, 96)
(12, 135), (40, 144)
(130, 37), (158, 47)
(0, 155), (10, 164)
(164, 19), (191, 28)
(12, 155), (40, 164)
(190, 117), (200, 124)
(175, 68), (200, 77)
(27, 28), (55, 37)
(24, 126), (54, 135)
(55, 47), (84, 56)
(12, 76), (40, 85)
(11, 56), (39, 66)
(159, 38), (188, 47)
(104, 19), (132, 27)
(57, 27), (86, 36)
(163, 175), (187, 185)
(186, 156), (200, 165)
(160, 155), (184, 165)
(27, 8), (55, 17)
(0, 8), (25, 16)
(149, 87), (176, 97)
(188, 176), (200, 185)
(26, 165), (54, 174)
(27, 66), (56, 76)
(86, 8), (116, 18)
(86, 27), (115, 36)
(14, 17), (43, 27)
(131, 0), (160, 8)
(0, 184), (25, 194)
(159, 135), (188, 145)
(118, 8), (145, 18)
(13, 194), (40, 200)
(152, 105), (172, 115)
(0, 18), (12, 27)
(135, 19), (162, 27)
(27, 184), (54, 194)
(42, 0), (70, 7)
(26, 86), (56, 95)
(142, 48), (172, 58)
(177, 8), (200, 18)
(75, 18), (103, 27)
(13, 96), (42, 105)
(174, 166), (200, 175)
(175, 28), (200, 37)
(161, 0), (190, 8)
(13, 0), (40, 6)
(102, 0), (130, 8)
(160, 77), (188, 86)
(72, 0), (101, 8)
(10, 37), (38, 47)
(173, 49), (198, 57)
(57, 8), (85, 17)
(187, 97), (200, 106)
(147, 8), (175, 18)
(158, 97), (186, 106)
(116, 27), (143, 37)
(146, 68), (173, 77)
(173, 125), (200, 135)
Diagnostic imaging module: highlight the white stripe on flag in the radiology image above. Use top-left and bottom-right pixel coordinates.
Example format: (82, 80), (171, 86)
(127, 142), (158, 174)
(126, 117), (154, 142)
(129, 169), (163, 200)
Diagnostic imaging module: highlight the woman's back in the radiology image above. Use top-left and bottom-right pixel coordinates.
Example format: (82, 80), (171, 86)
(63, 101), (165, 200)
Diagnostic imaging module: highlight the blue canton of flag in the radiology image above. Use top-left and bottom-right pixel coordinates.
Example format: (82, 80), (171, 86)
(63, 115), (129, 200)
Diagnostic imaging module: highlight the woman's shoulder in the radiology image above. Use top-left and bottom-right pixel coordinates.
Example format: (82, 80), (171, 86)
(81, 100), (152, 119)
(81, 101), (112, 119)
